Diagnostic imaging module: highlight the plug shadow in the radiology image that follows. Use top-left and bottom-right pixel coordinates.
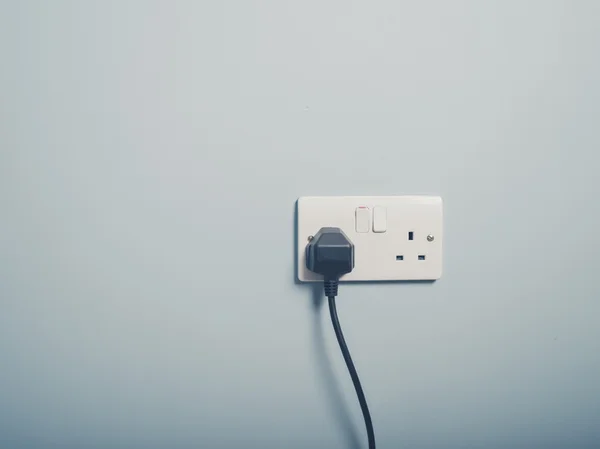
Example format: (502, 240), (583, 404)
(309, 283), (362, 449)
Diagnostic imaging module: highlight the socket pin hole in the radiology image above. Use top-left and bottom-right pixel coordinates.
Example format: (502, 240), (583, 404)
(418, 255), (426, 260)
(408, 232), (414, 240)
(396, 255), (404, 261)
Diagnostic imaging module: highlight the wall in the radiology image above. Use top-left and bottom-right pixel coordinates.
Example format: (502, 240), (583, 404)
(1, 1), (599, 448)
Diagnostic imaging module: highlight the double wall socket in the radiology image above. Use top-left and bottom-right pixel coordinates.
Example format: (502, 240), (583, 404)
(297, 196), (443, 282)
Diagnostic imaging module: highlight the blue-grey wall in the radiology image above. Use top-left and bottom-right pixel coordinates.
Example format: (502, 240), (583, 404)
(1, 2), (599, 448)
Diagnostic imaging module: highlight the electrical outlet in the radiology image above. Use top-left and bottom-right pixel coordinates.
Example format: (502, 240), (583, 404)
(297, 196), (443, 282)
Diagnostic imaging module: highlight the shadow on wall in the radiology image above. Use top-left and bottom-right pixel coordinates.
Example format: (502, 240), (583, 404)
(294, 200), (302, 285)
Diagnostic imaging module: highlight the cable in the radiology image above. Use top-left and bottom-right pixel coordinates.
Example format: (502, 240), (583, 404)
(328, 295), (376, 449)
(305, 228), (376, 447)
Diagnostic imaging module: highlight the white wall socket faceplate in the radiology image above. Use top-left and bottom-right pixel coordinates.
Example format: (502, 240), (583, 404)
(297, 196), (443, 282)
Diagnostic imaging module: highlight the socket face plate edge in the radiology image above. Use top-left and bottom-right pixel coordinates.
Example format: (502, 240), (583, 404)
(297, 196), (443, 282)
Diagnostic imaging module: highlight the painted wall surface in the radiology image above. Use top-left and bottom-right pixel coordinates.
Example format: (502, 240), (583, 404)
(1, 2), (599, 448)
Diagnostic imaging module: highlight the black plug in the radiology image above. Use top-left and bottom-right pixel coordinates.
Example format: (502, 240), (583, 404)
(306, 227), (354, 298)
(305, 227), (375, 448)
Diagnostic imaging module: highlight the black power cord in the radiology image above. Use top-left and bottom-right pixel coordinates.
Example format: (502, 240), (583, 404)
(306, 228), (376, 449)
(328, 294), (376, 449)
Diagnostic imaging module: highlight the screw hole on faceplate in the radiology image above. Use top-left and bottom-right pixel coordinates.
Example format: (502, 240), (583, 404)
(408, 231), (414, 240)
(396, 255), (404, 261)
(418, 255), (426, 260)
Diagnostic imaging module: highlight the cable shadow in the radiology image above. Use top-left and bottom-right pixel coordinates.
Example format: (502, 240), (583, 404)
(309, 283), (362, 449)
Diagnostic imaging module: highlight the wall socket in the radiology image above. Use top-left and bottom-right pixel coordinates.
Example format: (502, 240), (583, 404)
(297, 196), (443, 282)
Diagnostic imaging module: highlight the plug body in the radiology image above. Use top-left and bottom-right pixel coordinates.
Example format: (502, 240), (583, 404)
(306, 227), (354, 282)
